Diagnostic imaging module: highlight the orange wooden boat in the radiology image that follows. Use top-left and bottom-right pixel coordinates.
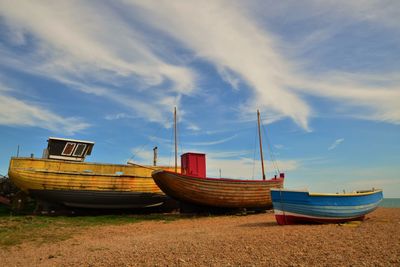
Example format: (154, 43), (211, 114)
(151, 109), (284, 210)
(152, 166), (284, 209)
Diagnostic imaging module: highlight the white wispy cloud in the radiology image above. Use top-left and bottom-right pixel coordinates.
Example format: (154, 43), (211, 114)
(0, 0), (399, 132)
(127, 0), (400, 129)
(104, 113), (135, 121)
(128, 0), (312, 130)
(291, 73), (400, 125)
(185, 123), (201, 132)
(328, 138), (344, 151)
(0, 89), (90, 135)
(49, 78), (178, 127)
(185, 134), (238, 146)
(0, 0), (196, 127)
(217, 66), (240, 90)
(207, 150), (251, 159)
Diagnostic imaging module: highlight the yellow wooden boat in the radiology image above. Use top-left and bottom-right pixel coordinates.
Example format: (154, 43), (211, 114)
(8, 137), (176, 209)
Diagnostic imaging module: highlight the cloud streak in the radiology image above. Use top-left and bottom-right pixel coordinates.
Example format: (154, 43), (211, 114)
(0, 87), (90, 134)
(185, 134), (238, 146)
(328, 138), (344, 151)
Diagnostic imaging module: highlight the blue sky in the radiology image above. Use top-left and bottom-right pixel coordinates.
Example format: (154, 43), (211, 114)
(0, 1), (399, 197)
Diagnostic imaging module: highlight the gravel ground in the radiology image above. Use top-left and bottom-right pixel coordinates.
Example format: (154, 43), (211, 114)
(1, 207), (399, 266)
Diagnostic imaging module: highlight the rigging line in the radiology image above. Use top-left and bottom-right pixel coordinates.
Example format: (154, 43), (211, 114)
(168, 111), (175, 168)
(168, 129), (173, 168)
(252, 121), (258, 180)
(176, 109), (181, 158)
(261, 123), (280, 174)
(177, 110), (184, 168)
(167, 107), (181, 169)
(178, 124), (184, 165)
(128, 143), (148, 162)
(128, 113), (168, 161)
(174, 107), (178, 172)
(128, 131), (159, 161)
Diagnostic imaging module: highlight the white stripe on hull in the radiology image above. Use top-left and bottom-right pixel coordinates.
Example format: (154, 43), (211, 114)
(273, 209), (364, 221)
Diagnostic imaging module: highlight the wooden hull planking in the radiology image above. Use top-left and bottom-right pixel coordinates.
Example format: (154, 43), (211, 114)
(152, 170), (284, 209)
(8, 157), (176, 209)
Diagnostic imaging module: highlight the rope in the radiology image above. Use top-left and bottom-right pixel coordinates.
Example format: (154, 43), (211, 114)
(261, 123), (280, 175)
(178, 113), (183, 164)
(128, 122), (164, 163)
(251, 123), (258, 180)
(167, 108), (181, 169)
(168, 113), (174, 168)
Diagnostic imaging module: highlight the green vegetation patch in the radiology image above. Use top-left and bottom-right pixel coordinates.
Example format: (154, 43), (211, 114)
(0, 206), (181, 248)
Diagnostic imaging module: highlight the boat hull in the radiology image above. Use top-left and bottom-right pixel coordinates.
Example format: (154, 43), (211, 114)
(152, 170), (284, 209)
(271, 189), (383, 225)
(29, 189), (166, 209)
(8, 157), (175, 209)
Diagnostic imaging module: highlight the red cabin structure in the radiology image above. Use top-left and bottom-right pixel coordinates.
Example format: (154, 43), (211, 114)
(181, 153), (206, 178)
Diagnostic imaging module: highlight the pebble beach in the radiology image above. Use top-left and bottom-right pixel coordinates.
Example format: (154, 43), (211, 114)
(1, 207), (399, 266)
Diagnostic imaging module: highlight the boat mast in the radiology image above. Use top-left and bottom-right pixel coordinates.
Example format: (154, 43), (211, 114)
(257, 110), (266, 180)
(174, 106), (178, 173)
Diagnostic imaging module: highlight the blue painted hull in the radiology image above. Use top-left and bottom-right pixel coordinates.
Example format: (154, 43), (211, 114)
(271, 189), (383, 225)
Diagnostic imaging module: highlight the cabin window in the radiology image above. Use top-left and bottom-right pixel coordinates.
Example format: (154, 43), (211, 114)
(62, 142), (76, 156)
(73, 143), (87, 157)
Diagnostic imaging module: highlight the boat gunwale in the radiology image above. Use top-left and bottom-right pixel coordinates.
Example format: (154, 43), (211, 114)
(153, 169), (284, 184)
(270, 188), (383, 197)
(10, 157), (175, 170)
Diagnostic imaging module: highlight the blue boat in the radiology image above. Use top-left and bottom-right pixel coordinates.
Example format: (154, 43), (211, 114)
(270, 188), (383, 225)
